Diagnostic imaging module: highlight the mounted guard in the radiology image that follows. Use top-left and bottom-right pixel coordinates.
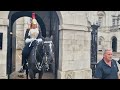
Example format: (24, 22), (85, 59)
(19, 12), (44, 73)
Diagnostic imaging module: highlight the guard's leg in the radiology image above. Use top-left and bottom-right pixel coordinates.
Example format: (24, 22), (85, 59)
(19, 45), (28, 73)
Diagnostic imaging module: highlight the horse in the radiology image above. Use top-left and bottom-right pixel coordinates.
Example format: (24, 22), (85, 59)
(26, 39), (45, 79)
(43, 39), (55, 73)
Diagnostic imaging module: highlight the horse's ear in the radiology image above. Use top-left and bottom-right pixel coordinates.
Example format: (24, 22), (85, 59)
(50, 35), (53, 40)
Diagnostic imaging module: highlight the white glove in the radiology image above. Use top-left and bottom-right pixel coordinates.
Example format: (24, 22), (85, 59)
(37, 38), (43, 43)
(25, 38), (36, 43)
(25, 38), (31, 43)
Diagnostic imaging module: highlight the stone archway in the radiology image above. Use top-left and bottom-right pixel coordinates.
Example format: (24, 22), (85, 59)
(7, 11), (61, 79)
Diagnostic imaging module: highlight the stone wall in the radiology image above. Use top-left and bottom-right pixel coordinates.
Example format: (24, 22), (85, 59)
(58, 22), (92, 78)
(0, 18), (8, 78)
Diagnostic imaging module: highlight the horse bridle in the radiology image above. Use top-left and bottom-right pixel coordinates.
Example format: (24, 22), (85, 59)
(34, 40), (53, 71)
(34, 41), (44, 71)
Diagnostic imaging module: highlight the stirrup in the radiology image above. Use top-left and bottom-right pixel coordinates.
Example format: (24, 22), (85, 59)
(18, 68), (25, 73)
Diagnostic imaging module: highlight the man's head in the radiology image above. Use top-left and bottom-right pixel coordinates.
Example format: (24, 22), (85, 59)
(103, 49), (113, 61)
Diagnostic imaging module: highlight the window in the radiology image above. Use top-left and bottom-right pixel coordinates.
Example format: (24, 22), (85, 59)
(98, 17), (103, 26)
(99, 40), (101, 45)
(112, 19), (115, 26)
(99, 37), (103, 45)
(112, 36), (117, 52)
(98, 36), (104, 51)
(112, 15), (120, 26)
(97, 11), (105, 27)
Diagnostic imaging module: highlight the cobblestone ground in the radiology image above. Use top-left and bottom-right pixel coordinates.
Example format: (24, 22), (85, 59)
(10, 71), (54, 79)
(10, 50), (54, 79)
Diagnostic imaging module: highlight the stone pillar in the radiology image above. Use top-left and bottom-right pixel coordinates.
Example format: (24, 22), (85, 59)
(0, 18), (9, 79)
(58, 24), (92, 79)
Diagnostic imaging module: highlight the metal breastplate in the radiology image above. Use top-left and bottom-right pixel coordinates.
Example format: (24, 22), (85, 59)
(29, 28), (39, 39)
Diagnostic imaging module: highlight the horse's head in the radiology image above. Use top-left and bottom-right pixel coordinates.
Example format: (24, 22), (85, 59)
(28, 39), (44, 65)
(43, 40), (54, 64)
(44, 41), (53, 55)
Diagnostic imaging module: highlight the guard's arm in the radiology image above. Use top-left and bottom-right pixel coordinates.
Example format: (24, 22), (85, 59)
(25, 38), (35, 43)
(25, 29), (30, 40)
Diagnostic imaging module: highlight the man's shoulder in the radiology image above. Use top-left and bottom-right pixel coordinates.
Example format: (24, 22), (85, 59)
(112, 59), (117, 62)
(96, 60), (104, 67)
(97, 59), (103, 64)
(112, 59), (118, 65)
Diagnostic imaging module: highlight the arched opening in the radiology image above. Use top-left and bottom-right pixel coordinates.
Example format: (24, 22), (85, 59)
(7, 11), (61, 79)
(98, 36), (104, 51)
(112, 36), (117, 52)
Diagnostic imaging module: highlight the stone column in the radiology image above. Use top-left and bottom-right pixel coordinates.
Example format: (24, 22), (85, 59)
(0, 18), (9, 79)
(58, 24), (92, 79)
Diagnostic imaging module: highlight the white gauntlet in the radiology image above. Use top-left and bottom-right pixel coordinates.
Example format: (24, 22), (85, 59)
(37, 38), (43, 43)
(25, 38), (36, 43)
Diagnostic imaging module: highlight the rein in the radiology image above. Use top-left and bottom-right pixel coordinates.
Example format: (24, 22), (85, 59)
(34, 42), (44, 71)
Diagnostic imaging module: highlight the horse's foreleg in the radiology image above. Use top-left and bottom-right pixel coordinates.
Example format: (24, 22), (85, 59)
(29, 69), (35, 79)
(38, 69), (44, 79)
(26, 68), (29, 79)
(33, 73), (36, 79)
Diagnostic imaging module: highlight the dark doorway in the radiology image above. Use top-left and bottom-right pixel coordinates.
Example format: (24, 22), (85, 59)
(7, 11), (60, 79)
(0, 33), (3, 50)
(112, 36), (117, 52)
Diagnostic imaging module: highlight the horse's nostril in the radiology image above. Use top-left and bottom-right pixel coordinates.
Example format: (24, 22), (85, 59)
(47, 52), (49, 55)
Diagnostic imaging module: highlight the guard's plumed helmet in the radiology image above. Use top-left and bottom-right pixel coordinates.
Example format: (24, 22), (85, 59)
(31, 12), (37, 25)
(29, 12), (39, 38)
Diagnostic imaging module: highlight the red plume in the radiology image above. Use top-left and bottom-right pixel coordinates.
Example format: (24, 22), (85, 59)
(32, 12), (35, 19)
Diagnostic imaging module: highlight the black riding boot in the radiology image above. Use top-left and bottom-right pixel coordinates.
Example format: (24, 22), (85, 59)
(18, 67), (24, 73)
(19, 53), (27, 73)
(19, 62), (27, 73)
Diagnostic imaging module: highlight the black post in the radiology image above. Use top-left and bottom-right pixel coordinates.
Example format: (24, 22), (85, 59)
(7, 25), (12, 79)
(8, 74), (10, 79)
(91, 24), (99, 78)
